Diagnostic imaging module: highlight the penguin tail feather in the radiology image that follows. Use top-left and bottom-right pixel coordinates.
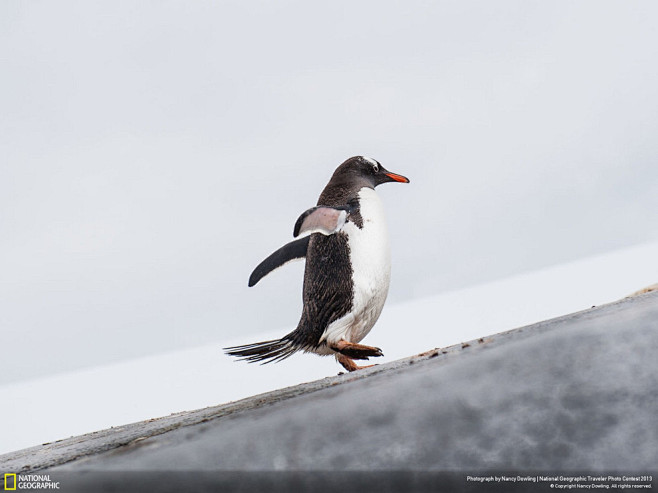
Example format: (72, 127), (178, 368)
(223, 338), (298, 365)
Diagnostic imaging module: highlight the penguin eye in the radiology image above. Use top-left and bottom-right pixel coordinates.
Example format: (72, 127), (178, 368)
(362, 156), (379, 173)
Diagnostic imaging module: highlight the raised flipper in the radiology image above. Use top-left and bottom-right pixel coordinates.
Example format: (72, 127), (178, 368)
(249, 203), (354, 287)
(248, 236), (310, 287)
(293, 205), (352, 238)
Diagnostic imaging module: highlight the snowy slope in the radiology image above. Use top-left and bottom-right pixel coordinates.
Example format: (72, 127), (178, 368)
(1, 241), (656, 455)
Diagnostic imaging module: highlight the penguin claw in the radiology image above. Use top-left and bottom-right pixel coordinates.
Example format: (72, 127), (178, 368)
(330, 340), (384, 360)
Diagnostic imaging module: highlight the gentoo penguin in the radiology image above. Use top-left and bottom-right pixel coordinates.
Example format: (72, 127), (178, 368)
(225, 156), (409, 372)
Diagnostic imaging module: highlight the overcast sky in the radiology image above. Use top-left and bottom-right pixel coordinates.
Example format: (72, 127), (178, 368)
(1, 1), (657, 384)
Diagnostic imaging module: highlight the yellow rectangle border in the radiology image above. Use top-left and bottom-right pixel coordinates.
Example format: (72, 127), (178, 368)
(4, 473), (17, 491)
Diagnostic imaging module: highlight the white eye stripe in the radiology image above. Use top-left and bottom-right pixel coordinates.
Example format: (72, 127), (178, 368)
(362, 156), (379, 171)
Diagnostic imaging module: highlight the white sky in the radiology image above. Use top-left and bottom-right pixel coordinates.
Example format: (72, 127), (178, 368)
(1, 1), (658, 383)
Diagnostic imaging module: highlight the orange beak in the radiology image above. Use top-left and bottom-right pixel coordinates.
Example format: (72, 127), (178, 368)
(385, 172), (410, 183)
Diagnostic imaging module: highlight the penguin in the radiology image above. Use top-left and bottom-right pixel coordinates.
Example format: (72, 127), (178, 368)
(224, 156), (409, 372)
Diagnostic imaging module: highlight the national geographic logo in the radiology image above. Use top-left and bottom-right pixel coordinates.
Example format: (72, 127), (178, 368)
(3, 474), (60, 490)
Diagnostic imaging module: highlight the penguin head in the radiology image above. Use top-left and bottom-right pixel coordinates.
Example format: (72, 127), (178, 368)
(333, 156), (410, 189)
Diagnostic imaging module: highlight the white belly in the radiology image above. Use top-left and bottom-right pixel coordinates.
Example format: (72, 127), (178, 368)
(319, 187), (391, 348)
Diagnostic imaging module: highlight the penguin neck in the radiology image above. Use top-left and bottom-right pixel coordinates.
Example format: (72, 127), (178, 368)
(317, 178), (373, 207)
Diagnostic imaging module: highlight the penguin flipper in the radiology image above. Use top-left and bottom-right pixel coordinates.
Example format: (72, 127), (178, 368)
(293, 206), (350, 238)
(248, 236), (310, 287)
